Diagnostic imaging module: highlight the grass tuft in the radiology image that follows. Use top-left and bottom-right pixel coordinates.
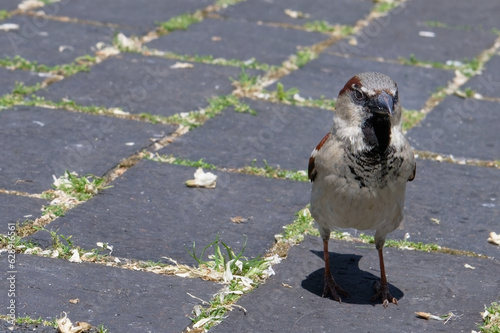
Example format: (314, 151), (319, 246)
(283, 207), (320, 242)
(38, 171), (109, 219)
(478, 302), (500, 333)
(0, 10), (10, 20)
(239, 159), (308, 182)
(146, 153), (217, 170)
(187, 234), (275, 330)
(0, 55), (95, 76)
(166, 94), (254, 128)
(157, 12), (202, 33)
(399, 54), (483, 77)
(303, 21), (354, 36)
(402, 109), (425, 131)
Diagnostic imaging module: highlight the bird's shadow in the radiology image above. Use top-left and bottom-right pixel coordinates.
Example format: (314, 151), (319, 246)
(301, 250), (404, 305)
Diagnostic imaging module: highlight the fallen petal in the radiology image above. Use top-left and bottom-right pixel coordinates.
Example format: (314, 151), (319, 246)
(185, 168), (217, 188)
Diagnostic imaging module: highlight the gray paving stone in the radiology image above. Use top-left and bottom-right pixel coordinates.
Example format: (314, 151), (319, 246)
(219, 0), (373, 26)
(0, 106), (173, 193)
(464, 55), (500, 98)
(328, 0), (500, 63)
(407, 96), (500, 161)
(0, 0), (19, 12)
(397, 159), (500, 259)
(37, 53), (258, 116)
(0, 67), (44, 95)
(0, 15), (116, 66)
(212, 236), (500, 333)
(162, 99), (333, 171)
(37, 0), (213, 35)
(0, 193), (47, 227)
(0, 254), (220, 332)
(271, 54), (454, 111)
(31, 161), (310, 266)
(146, 18), (328, 66)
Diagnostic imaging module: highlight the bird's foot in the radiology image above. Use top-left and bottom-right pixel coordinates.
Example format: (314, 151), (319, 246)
(323, 274), (350, 303)
(371, 281), (398, 308)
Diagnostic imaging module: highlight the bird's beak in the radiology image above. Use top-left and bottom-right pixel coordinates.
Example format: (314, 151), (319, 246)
(373, 91), (393, 117)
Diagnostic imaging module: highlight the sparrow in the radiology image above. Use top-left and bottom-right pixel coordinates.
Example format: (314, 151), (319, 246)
(308, 72), (416, 307)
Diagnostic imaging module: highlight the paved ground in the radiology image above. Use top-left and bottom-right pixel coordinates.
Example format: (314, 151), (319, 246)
(1, 0), (499, 332)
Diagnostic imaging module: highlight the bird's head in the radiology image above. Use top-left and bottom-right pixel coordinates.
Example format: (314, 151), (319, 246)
(333, 72), (402, 151)
(336, 72), (401, 126)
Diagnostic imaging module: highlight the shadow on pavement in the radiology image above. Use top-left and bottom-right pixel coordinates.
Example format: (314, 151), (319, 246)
(302, 250), (404, 305)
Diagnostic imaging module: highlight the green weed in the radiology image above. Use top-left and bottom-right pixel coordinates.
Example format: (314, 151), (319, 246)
(15, 316), (56, 328)
(303, 20), (337, 33)
(51, 171), (109, 202)
(478, 302), (500, 333)
(402, 109), (425, 131)
(157, 13), (202, 33)
(424, 20), (472, 31)
(215, 0), (245, 6)
(275, 82), (299, 103)
(400, 54), (482, 77)
(303, 21), (354, 36)
(0, 55), (94, 76)
(240, 159), (308, 182)
(293, 47), (318, 68)
(147, 153), (218, 170)
(187, 234), (273, 330)
(374, 1), (399, 13)
(0, 10), (10, 20)
(166, 94), (253, 128)
(12, 82), (41, 96)
(0, 93), (24, 109)
(283, 207), (320, 242)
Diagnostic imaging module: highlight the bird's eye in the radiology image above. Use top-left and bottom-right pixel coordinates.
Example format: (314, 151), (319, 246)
(353, 89), (364, 101)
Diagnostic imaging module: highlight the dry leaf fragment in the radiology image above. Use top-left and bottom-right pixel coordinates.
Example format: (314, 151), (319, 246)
(230, 216), (252, 223)
(169, 62), (194, 69)
(430, 217), (440, 224)
(95, 46), (120, 58)
(43, 74), (64, 86)
(18, 0), (44, 10)
(415, 311), (453, 322)
(185, 168), (217, 188)
(284, 9), (310, 19)
(488, 232), (500, 245)
(69, 298), (80, 304)
(57, 312), (92, 333)
(415, 312), (432, 320)
(75, 322), (92, 331)
(282, 283), (292, 288)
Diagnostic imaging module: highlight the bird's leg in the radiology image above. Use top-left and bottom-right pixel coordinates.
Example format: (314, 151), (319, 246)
(371, 244), (398, 307)
(322, 238), (350, 302)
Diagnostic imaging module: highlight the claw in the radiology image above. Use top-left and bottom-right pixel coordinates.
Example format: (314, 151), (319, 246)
(323, 273), (350, 302)
(371, 281), (398, 307)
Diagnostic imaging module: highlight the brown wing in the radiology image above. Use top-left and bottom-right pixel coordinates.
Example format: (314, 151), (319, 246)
(308, 132), (330, 182)
(408, 163), (416, 182)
